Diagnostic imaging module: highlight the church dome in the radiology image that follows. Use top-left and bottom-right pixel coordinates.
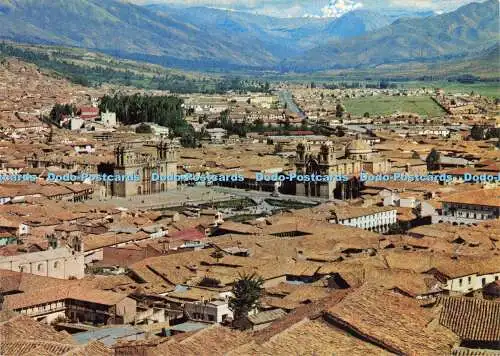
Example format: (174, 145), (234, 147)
(346, 139), (371, 154)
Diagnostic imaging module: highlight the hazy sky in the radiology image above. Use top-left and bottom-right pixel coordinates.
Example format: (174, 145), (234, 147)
(131, 0), (485, 18)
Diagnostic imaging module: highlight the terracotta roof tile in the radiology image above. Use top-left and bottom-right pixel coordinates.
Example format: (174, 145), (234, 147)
(439, 297), (500, 342)
(324, 286), (458, 355)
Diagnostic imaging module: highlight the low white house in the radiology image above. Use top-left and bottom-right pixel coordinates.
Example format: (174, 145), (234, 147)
(383, 193), (419, 209)
(444, 272), (500, 294)
(184, 300), (233, 324)
(425, 261), (500, 295)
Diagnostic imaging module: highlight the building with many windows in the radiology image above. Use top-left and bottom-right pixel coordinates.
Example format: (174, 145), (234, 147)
(424, 257), (500, 295)
(329, 206), (398, 233)
(432, 188), (500, 224)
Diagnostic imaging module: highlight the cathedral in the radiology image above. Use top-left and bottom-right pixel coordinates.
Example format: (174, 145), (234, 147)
(111, 140), (178, 197)
(294, 138), (391, 200)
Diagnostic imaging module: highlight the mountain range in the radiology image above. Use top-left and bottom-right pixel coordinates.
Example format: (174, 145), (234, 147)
(0, 0), (498, 73)
(283, 0), (499, 71)
(147, 5), (396, 57)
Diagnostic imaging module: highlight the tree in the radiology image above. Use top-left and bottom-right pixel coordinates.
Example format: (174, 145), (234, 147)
(336, 104), (345, 118)
(50, 103), (76, 123)
(211, 250), (225, 263)
(199, 276), (221, 288)
(180, 129), (199, 148)
(363, 112), (370, 118)
(99, 94), (185, 135)
(135, 123), (153, 134)
(229, 273), (264, 326)
(336, 126), (346, 137)
(471, 125), (489, 140)
(284, 117), (291, 129)
(253, 119), (264, 131)
(426, 148), (441, 170)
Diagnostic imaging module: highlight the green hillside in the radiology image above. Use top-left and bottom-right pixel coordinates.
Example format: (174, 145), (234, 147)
(0, 42), (269, 93)
(0, 0), (277, 69)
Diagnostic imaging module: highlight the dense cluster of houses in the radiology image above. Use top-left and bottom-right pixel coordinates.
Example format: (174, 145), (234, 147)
(0, 59), (499, 355)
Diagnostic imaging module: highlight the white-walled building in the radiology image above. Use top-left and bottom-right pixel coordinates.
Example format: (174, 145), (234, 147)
(250, 95), (279, 109)
(70, 118), (85, 131)
(432, 188), (500, 224)
(101, 111), (117, 127)
(0, 247), (85, 279)
(184, 300), (233, 324)
(425, 259), (500, 295)
(383, 193), (419, 209)
(330, 206), (397, 233)
(73, 143), (95, 154)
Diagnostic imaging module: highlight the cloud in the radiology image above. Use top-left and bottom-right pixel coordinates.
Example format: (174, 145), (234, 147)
(321, 0), (363, 18)
(130, 0), (484, 18)
(364, 0), (482, 10)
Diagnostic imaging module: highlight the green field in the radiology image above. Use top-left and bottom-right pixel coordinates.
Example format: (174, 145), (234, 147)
(400, 81), (499, 98)
(343, 96), (446, 117)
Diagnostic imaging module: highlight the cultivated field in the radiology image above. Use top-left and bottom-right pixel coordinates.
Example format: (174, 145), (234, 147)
(397, 81), (499, 98)
(343, 96), (446, 117)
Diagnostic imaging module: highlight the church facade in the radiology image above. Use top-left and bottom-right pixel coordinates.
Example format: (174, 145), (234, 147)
(294, 139), (391, 200)
(111, 140), (178, 197)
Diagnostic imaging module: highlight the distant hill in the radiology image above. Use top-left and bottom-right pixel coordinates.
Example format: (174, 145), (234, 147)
(0, 0), (279, 69)
(282, 0), (500, 72)
(0, 0), (394, 69)
(147, 6), (393, 56)
(0, 0), (497, 75)
(305, 43), (500, 82)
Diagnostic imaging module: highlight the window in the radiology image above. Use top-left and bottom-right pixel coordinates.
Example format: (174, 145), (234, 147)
(458, 278), (462, 287)
(37, 264), (43, 272)
(468, 276), (472, 284)
(482, 278), (486, 286)
(54, 261), (59, 269)
(495, 276), (498, 281)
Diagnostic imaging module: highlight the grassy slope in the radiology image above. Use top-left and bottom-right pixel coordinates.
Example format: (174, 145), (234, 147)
(0, 0), (278, 68)
(0, 42), (222, 91)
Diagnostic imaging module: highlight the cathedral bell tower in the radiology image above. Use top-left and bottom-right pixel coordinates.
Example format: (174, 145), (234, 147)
(295, 142), (336, 199)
